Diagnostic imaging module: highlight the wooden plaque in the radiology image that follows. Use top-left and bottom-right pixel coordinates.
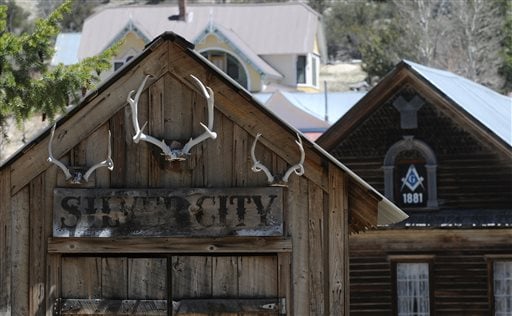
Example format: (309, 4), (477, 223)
(53, 188), (283, 237)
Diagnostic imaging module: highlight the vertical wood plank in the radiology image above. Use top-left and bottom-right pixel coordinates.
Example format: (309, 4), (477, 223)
(45, 166), (59, 315)
(0, 169), (11, 314)
(308, 182), (325, 315)
(85, 124), (111, 188)
(61, 257), (101, 299)
(212, 256), (238, 297)
(238, 256), (278, 316)
(29, 175), (46, 315)
(109, 108), (127, 188)
(102, 257), (128, 299)
(148, 75), (166, 188)
(171, 256), (212, 299)
(11, 185), (29, 315)
(328, 166), (346, 316)
(204, 112), (233, 187)
(288, 176), (309, 315)
(125, 83), (149, 187)
(343, 173), (350, 316)
(277, 253), (291, 316)
(212, 256), (238, 316)
(163, 74), (193, 187)
(46, 255), (61, 316)
(128, 258), (167, 299)
(232, 124), (250, 187)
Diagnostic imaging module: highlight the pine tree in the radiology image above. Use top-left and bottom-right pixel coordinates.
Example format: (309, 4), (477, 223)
(0, 0), (118, 128)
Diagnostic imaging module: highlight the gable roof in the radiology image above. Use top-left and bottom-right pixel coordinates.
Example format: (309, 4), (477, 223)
(78, 3), (324, 60)
(404, 60), (511, 145)
(1, 32), (406, 228)
(317, 60), (512, 156)
(194, 23), (282, 79)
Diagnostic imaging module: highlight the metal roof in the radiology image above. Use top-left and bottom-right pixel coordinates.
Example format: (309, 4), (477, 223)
(51, 33), (81, 66)
(78, 3), (323, 60)
(255, 91), (365, 125)
(390, 209), (512, 228)
(405, 60), (512, 146)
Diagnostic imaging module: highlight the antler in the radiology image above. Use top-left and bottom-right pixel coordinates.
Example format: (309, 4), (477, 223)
(127, 74), (217, 161)
(47, 124), (114, 184)
(48, 124), (72, 181)
(282, 134), (305, 182)
(181, 75), (217, 155)
(250, 133), (305, 185)
(83, 130), (114, 182)
(250, 133), (275, 184)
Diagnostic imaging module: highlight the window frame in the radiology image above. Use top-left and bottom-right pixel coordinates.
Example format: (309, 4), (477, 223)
(296, 53), (320, 89)
(200, 49), (248, 89)
(487, 255), (512, 315)
(390, 255), (435, 316)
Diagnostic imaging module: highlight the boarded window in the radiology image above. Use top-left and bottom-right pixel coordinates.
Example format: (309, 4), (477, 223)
(396, 262), (430, 316)
(494, 261), (512, 315)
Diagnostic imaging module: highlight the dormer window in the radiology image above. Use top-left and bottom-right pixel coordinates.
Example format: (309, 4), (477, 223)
(201, 50), (248, 89)
(296, 53), (319, 89)
(384, 136), (438, 209)
(113, 55), (134, 71)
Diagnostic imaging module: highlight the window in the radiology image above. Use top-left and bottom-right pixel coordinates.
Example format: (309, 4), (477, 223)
(384, 136), (438, 209)
(201, 50), (248, 89)
(296, 55), (306, 84)
(396, 262), (431, 316)
(113, 55), (134, 71)
(296, 54), (320, 88)
(493, 261), (512, 315)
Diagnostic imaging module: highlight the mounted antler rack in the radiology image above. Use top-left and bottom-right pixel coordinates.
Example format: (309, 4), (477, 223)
(47, 124), (114, 184)
(251, 133), (305, 186)
(127, 74), (217, 161)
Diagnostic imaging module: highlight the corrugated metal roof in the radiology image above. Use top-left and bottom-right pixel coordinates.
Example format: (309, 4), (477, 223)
(405, 60), (512, 146)
(78, 3), (322, 60)
(51, 33), (81, 66)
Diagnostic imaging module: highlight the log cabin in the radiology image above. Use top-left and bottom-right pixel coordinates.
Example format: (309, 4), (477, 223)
(0, 32), (407, 315)
(317, 60), (512, 315)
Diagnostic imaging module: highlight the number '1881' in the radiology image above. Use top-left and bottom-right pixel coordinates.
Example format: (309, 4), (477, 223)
(402, 193), (423, 204)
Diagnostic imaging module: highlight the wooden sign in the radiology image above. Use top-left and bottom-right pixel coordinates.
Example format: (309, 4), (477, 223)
(53, 188), (283, 237)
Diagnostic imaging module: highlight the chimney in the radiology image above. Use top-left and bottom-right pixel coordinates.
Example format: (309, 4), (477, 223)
(179, 0), (187, 21)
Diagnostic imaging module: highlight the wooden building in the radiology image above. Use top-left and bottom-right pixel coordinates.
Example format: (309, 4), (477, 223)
(0, 33), (407, 315)
(317, 60), (512, 315)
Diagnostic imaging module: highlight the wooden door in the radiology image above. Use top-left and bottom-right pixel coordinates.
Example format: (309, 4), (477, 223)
(55, 254), (284, 315)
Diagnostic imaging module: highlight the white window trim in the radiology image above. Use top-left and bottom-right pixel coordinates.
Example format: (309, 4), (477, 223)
(297, 53), (320, 89)
(488, 257), (512, 315)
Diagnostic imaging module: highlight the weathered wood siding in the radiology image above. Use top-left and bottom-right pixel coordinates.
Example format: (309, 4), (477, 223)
(332, 101), (512, 210)
(349, 229), (512, 315)
(0, 37), (359, 315)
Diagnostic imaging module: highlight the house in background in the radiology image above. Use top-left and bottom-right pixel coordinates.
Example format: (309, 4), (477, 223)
(74, 1), (326, 93)
(317, 60), (512, 315)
